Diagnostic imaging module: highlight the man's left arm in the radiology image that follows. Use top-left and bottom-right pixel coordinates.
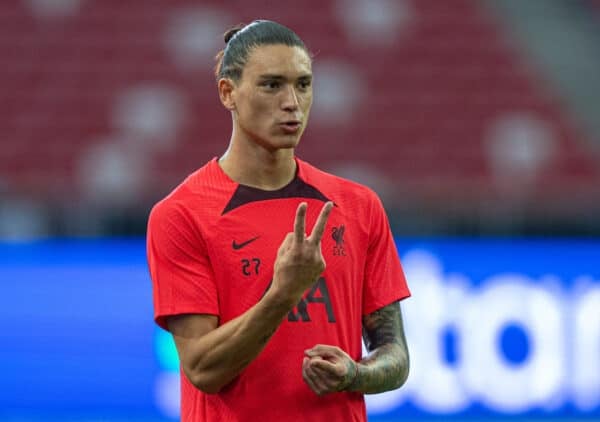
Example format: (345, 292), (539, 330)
(302, 301), (409, 395)
(353, 300), (409, 393)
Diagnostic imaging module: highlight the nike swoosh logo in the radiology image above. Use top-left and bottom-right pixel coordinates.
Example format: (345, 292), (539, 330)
(232, 236), (260, 250)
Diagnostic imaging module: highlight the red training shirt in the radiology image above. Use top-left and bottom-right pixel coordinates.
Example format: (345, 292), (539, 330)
(147, 157), (410, 422)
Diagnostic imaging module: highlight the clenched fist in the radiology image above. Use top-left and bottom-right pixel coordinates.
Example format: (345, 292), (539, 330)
(302, 344), (359, 396)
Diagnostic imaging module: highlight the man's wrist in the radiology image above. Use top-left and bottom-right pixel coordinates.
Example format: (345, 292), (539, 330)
(261, 282), (298, 313)
(344, 361), (362, 392)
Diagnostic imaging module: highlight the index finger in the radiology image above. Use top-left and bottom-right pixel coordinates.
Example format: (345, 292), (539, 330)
(310, 358), (340, 375)
(308, 202), (333, 243)
(293, 202), (308, 244)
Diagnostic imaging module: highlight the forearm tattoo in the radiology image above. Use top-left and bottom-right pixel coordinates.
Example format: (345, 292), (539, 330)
(348, 301), (409, 394)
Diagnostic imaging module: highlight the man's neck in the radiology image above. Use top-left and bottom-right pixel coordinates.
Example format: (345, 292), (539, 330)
(218, 141), (297, 191)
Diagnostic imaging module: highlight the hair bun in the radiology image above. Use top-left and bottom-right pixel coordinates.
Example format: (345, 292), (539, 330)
(224, 24), (245, 44)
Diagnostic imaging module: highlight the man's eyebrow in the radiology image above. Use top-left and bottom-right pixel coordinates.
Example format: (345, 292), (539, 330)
(258, 74), (313, 80)
(258, 74), (285, 80)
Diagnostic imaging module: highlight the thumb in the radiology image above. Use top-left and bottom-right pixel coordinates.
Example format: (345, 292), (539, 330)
(305, 344), (342, 359)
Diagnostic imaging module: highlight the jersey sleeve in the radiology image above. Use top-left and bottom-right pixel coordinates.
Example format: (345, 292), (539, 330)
(362, 192), (410, 315)
(147, 200), (219, 330)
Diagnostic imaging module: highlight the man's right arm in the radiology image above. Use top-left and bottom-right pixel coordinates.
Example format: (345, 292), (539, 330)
(167, 201), (333, 394)
(167, 286), (295, 394)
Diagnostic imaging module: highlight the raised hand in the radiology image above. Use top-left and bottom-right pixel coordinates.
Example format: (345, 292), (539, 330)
(302, 345), (358, 395)
(272, 201), (333, 302)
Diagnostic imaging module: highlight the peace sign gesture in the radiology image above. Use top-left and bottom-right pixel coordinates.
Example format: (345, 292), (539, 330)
(273, 201), (334, 301)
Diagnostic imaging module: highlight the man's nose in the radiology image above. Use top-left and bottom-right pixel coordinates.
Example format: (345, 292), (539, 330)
(281, 85), (299, 111)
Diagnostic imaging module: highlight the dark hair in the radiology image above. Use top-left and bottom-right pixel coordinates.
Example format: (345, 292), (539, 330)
(214, 20), (309, 81)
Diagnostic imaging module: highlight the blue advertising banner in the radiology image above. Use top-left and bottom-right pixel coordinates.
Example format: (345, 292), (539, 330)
(368, 239), (600, 421)
(0, 239), (598, 421)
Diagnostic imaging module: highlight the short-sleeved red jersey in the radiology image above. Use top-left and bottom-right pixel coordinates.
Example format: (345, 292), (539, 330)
(147, 157), (410, 422)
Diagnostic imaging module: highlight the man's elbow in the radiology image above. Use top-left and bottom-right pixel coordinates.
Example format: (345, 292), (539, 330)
(396, 361), (409, 389)
(391, 344), (410, 390)
(398, 349), (410, 388)
(184, 367), (225, 395)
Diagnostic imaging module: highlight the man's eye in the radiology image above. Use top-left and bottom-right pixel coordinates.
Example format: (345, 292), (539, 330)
(263, 81), (280, 89)
(299, 81), (311, 89)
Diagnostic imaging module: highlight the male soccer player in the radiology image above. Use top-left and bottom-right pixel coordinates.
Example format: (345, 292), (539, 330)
(147, 20), (410, 421)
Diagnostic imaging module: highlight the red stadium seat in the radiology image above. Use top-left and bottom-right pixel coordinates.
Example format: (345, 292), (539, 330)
(1, 0), (598, 213)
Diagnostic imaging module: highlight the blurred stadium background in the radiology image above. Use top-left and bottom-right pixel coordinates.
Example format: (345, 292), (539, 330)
(0, 0), (599, 421)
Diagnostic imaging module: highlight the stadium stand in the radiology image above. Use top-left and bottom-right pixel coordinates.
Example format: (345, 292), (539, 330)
(1, 0), (599, 235)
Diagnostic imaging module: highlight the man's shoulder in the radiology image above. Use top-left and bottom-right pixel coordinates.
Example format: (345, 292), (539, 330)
(149, 158), (234, 222)
(298, 158), (380, 204)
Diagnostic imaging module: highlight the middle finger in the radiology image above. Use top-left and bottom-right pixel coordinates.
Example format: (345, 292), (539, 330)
(308, 201), (333, 243)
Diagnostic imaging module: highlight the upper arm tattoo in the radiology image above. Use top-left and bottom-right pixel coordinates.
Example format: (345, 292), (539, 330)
(362, 301), (406, 352)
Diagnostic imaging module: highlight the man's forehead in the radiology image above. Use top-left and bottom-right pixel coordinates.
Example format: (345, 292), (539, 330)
(245, 44), (311, 76)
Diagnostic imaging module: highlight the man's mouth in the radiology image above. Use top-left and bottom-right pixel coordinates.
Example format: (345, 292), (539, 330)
(280, 121), (302, 134)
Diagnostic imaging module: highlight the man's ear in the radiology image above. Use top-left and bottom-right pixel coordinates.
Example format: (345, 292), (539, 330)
(218, 78), (236, 111)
